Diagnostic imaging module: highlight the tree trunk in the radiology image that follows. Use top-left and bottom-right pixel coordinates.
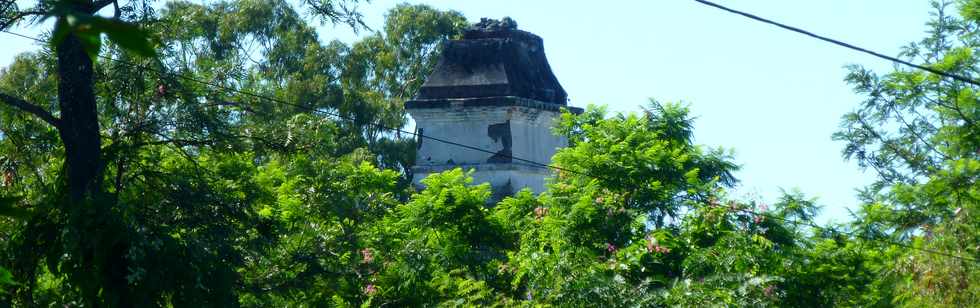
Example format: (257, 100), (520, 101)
(55, 33), (103, 201)
(55, 23), (135, 307)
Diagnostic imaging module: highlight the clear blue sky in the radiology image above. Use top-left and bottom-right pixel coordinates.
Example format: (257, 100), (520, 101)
(0, 0), (934, 223)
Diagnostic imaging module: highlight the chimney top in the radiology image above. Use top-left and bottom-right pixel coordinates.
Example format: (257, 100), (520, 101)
(408, 17), (568, 105)
(469, 17), (518, 32)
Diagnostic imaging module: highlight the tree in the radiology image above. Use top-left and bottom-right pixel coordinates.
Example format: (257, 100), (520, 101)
(2, 0), (972, 305)
(834, 0), (979, 305)
(1, 0), (160, 304)
(0, 0), (465, 306)
(372, 101), (868, 307)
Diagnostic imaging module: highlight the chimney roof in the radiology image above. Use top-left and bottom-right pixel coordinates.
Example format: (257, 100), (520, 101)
(408, 17), (568, 106)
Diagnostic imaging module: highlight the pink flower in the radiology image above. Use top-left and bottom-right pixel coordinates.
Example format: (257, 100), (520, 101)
(360, 248), (374, 264)
(754, 215), (764, 224)
(156, 84), (167, 97)
(645, 237), (671, 254)
(606, 243), (617, 253)
(534, 207), (548, 220)
(364, 284), (377, 296)
(763, 285), (776, 297)
(650, 245), (670, 254)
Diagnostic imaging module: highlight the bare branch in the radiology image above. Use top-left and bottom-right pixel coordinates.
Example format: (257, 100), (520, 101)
(0, 91), (61, 128)
(887, 103), (950, 161)
(112, 0), (120, 19)
(91, 0), (116, 12)
(204, 100), (257, 114)
(0, 10), (46, 31)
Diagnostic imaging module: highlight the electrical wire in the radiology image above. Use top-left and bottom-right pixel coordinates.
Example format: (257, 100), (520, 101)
(693, 0), (980, 87)
(0, 30), (612, 182)
(2, 29), (976, 263)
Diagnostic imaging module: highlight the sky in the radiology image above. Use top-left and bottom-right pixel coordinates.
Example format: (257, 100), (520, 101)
(0, 0), (936, 223)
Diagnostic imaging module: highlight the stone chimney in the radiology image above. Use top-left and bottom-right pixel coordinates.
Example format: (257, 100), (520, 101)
(406, 17), (581, 199)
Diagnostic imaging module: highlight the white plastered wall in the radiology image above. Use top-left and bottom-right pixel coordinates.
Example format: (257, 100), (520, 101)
(409, 104), (566, 195)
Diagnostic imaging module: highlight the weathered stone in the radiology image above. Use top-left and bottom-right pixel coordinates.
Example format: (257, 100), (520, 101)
(406, 18), (579, 199)
(470, 17), (518, 32)
(411, 17), (568, 105)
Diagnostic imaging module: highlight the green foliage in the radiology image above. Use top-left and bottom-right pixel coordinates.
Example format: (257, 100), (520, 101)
(0, 0), (461, 306)
(49, 9), (157, 60)
(0, 266), (15, 293)
(0, 196), (28, 219)
(0, 0), (977, 306)
(496, 102), (794, 306)
(368, 169), (510, 306)
(832, 0), (980, 306)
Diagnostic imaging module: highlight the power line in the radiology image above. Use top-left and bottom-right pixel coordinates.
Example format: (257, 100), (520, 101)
(0, 30), (610, 183)
(689, 0), (979, 262)
(693, 0), (980, 87)
(2, 30), (976, 263)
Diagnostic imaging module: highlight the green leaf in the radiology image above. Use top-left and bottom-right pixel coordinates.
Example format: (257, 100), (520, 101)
(0, 196), (29, 219)
(76, 29), (102, 63)
(88, 15), (157, 57)
(48, 12), (156, 62)
(50, 16), (71, 50)
(0, 266), (17, 292)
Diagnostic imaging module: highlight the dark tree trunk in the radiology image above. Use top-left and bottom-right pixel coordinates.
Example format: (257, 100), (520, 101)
(54, 16), (134, 307)
(55, 33), (103, 201)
